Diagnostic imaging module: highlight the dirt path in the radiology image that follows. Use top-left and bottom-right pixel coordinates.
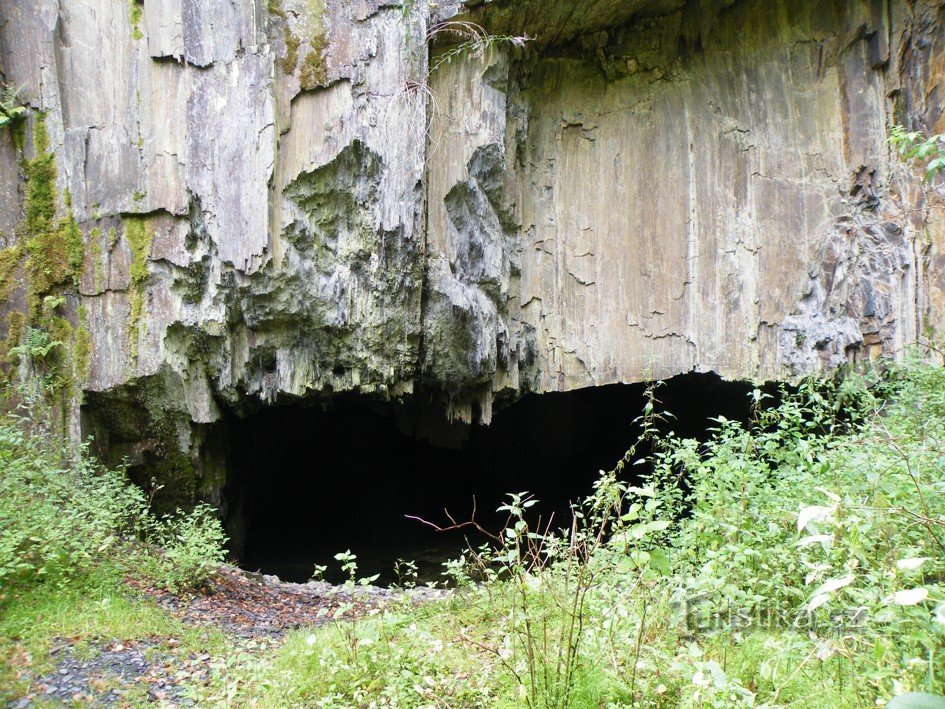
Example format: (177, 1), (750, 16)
(9, 567), (447, 707)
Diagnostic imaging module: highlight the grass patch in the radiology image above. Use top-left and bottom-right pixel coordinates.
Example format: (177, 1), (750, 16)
(0, 571), (229, 704)
(0, 403), (229, 703)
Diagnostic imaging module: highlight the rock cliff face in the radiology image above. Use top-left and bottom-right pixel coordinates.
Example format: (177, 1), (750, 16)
(0, 0), (943, 502)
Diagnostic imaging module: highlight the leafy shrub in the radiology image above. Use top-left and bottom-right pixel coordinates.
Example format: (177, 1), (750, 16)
(0, 413), (226, 597)
(889, 125), (945, 181)
(157, 504), (228, 590)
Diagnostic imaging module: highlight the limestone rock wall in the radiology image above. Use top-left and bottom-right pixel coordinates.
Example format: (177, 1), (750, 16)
(424, 0), (942, 419)
(0, 0), (943, 496)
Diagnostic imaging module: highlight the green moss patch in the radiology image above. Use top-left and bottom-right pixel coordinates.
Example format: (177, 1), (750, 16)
(22, 115), (84, 317)
(0, 246), (23, 306)
(3, 311), (25, 365)
(129, 0), (143, 40)
(282, 31), (301, 74)
(122, 216), (154, 363)
(88, 227), (104, 292)
(299, 34), (329, 89)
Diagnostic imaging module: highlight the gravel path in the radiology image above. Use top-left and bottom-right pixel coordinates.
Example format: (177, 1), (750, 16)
(13, 639), (186, 707)
(7, 567), (449, 707)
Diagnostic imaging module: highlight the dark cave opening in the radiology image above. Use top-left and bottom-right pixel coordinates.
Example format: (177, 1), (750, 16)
(228, 373), (760, 585)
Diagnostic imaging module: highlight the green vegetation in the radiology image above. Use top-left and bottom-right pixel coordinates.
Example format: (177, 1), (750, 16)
(0, 245), (22, 306)
(73, 322), (92, 381)
(4, 358), (945, 705)
(299, 36), (329, 90)
(282, 31), (302, 74)
(22, 114), (83, 316)
(427, 21), (531, 76)
(190, 358), (945, 706)
(2, 312), (24, 367)
(0, 407), (226, 596)
(0, 111), (94, 432)
(3, 295), (91, 408)
(1, 583), (227, 701)
(0, 85), (26, 130)
(123, 215), (154, 362)
(129, 0), (143, 40)
(0, 408), (228, 701)
(890, 125), (945, 181)
(88, 226), (104, 292)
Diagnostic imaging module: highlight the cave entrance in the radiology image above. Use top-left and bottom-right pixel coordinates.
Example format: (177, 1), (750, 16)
(228, 373), (756, 585)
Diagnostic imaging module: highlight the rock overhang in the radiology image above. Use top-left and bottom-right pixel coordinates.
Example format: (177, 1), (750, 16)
(0, 0), (942, 506)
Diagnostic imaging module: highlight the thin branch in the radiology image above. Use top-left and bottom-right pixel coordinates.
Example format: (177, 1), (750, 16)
(404, 496), (503, 543)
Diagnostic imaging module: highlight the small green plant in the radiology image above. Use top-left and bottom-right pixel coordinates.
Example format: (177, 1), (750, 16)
(0, 85), (25, 130)
(889, 125), (945, 181)
(393, 557), (418, 588)
(128, 0), (143, 40)
(156, 504), (228, 590)
(333, 549), (379, 587)
(7, 327), (63, 363)
(427, 21), (531, 75)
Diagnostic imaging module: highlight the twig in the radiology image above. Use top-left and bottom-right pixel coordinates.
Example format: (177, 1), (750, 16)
(404, 496), (502, 543)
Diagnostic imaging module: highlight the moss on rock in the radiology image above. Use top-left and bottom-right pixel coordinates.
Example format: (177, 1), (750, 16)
(3, 310), (25, 365)
(299, 34), (329, 89)
(129, 0), (143, 40)
(22, 114), (84, 317)
(73, 324), (92, 382)
(122, 215), (154, 363)
(283, 31), (302, 74)
(0, 245), (23, 306)
(88, 227), (104, 292)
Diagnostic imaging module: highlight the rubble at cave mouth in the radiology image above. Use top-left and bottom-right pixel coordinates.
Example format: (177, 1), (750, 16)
(226, 373), (760, 585)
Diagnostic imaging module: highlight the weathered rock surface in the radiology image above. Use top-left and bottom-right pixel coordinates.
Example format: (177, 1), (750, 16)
(0, 0), (943, 498)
